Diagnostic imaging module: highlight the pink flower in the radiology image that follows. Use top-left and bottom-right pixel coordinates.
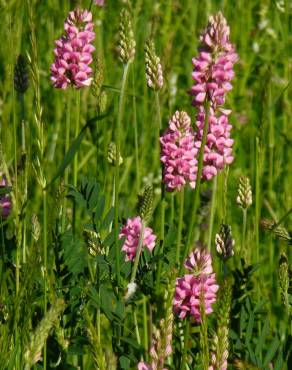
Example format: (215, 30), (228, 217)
(190, 13), (238, 109)
(137, 362), (167, 370)
(95, 0), (105, 6)
(51, 8), (95, 89)
(190, 12), (238, 181)
(173, 273), (219, 322)
(160, 111), (198, 192)
(137, 363), (152, 370)
(185, 247), (213, 275)
(0, 174), (11, 219)
(194, 106), (234, 181)
(119, 217), (156, 261)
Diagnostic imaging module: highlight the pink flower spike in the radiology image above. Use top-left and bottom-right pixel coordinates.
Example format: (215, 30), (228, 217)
(51, 8), (95, 89)
(119, 217), (156, 261)
(160, 111), (198, 192)
(173, 273), (219, 323)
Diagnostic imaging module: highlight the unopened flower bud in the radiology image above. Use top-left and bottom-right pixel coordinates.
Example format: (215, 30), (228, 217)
(138, 186), (153, 222)
(215, 224), (235, 261)
(237, 176), (252, 209)
(107, 142), (123, 166)
(145, 39), (163, 91)
(117, 9), (136, 64)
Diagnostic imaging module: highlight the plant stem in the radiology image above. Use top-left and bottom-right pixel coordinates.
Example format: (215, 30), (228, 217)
(132, 68), (140, 194)
(255, 137), (260, 264)
(241, 208), (247, 257)
(207, 176), (217, 252)
(179, 104), (210, 274)
(73, 90), (81, 234)
(133, 308), (141, 346)
(20, 93), (27, 264)
(73, 91), (81, 185)
(222, 166), (229, 223)
(181, 320), (190, 369)
(155, 90), (165, 292)
(130, 221), (145, 284)
(13, 87), (20, 294)
(176, 188), (184, 264)
(114, 62), (130, 287)
(62, 90), (72, 232)
(143, 296), (148, 354)
(200, 302), (209, 370)
(43, 188), (48, 369)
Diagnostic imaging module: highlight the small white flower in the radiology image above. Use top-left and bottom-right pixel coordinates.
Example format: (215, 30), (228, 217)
(125, 282), (137, 301)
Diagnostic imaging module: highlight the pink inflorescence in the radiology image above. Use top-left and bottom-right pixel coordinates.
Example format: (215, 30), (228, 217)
(184, 247), (213, 275)
(173, 247), (219, 322)
(160, 111), (198, 192)
(51, 8), (95, 89)
(0, 174), (11, 219)
(95, 0), (105, 6)
(173, 273), (219, 322)
(190, 12), (238, 181)
(195, 106), (234, 180)
(119, 216), (156, 261)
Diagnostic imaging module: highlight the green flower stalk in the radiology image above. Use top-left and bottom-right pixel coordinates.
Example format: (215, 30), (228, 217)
(209, 280), (232, 370)
(114, 7), (136, 287)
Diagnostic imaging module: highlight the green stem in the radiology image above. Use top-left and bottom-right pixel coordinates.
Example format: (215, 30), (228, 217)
(155, 90), (165, 292)
(20, 94), (27, 264)
(114, 62), (130, 287)
(73, 90), (81, 234)
(241, 208), (247, 257)
(176, 188), (184, 264)
(132, 68), (140, 194)
(222, 166), (229, 223)
(155, 91), (162, 130)
(73, 90), (81, 187)
(255, 137), (260, 264)
(181, 320), (190, 369)
(200, 301), (209, 370)
(43, 188), (48, 369)
(179, 103), (210, 274)
(13, 87), (20, 294)
(133, 308), (141, 346)
(130, 221), (145, 284)
(62, 90), (71, 232)
(207, 176), (217, 252)
(143, 296), (148, 354)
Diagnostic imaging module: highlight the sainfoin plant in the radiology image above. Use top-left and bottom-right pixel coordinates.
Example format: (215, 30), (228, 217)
(1, 2), (291, 370)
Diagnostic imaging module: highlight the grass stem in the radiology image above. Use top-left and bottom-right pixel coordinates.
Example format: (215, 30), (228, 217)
(114, 63), (130, 287)
(207, 176), (217, 252)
